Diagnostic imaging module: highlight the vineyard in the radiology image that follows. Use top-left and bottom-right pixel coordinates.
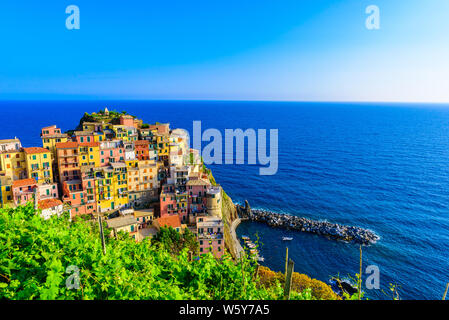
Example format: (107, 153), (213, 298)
(0, 204), (338, 300)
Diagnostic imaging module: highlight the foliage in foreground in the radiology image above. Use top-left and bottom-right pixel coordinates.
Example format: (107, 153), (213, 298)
(0, 204), (328, 300)
(257, 266), (340, 300)
(151, 226), (199, 255)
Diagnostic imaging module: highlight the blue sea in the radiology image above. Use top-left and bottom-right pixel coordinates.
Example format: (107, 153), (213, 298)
(2, 100), (449, 300)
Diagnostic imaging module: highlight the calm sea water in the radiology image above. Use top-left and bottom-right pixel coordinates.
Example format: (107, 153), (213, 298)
(2, 100), (449, 300)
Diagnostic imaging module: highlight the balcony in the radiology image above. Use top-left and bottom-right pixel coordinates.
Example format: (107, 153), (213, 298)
(197, 232), (223, 240)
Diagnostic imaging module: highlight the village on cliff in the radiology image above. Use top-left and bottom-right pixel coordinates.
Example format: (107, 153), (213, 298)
(0, 108), (225, 258)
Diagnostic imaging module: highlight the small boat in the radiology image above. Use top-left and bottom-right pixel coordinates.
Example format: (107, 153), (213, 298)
(282, 237), (293, 241)
(257, 256), (265, 262)
(241, 236), (250, 240)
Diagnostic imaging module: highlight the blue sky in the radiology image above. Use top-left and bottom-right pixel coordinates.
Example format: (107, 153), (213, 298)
(0, 0), (448, 102)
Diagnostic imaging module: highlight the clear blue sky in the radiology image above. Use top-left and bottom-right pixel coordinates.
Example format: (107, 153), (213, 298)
(0, 0), (448, 102)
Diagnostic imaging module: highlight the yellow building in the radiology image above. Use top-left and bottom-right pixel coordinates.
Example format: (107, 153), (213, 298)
(78, 142), (101, 168)
(94, 163), (129, 213)
(154, 133), (170, 161)
(0, 150), (27, 181)
(127, 159), (158, 207)
(112, 125), (129, 141)
(0, 176), (13, 208)
(23, 147), (53, 184)
(41, 125), (68, 161)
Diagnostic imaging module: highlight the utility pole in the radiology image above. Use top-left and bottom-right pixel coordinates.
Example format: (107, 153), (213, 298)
(284, 259), (294, 300)
(98, 214), (106, 255)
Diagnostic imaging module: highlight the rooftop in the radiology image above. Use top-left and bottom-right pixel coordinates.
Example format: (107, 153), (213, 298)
(12, 178), (36, 188)
(134, 208), (154, 218)
(38, 198), (63, 210)
(155, 215), (181, 229)
(56, 141), (79, 149)
(186, 179), (211, 186)
(23, 147), (50, 155)
(106, 215), (137, 229)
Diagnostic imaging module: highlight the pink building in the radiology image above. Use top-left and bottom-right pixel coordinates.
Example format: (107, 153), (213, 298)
(196, 216), (224, 259)
(37, 183), (58, 200)
(73, 131), (95, 144)
(41, 125), (62, 136)
(62, 179), (95, 217)
(100, 141), (124, 166)
(160, 184), (188, 222)
(120, 115), (135, 127)
(187, 178), (210, 215)
(12, 178), (37, 206)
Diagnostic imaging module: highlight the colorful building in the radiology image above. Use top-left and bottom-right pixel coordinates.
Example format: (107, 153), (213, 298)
(196, 215), (224, 258)
(187, 178), (211, 216)
(23, 147), (53, 184)
(78, 142), (101, 168)
(56, 142), (80, 184)
(41, 126), (68, 160)
(100, 140), (125, 166)
(0, 176), (13, 208)
(92, 163), (129, 213)
(134, 140), (150, 160)
(38, 198), (64, 220)
(0, 149), (27, 181)
(12, 178), (37, 206)
(160, 184), (189, 223)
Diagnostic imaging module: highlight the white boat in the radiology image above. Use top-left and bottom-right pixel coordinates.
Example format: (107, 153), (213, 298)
(282, 237), (293, 241)
(257, 256), (265, 262)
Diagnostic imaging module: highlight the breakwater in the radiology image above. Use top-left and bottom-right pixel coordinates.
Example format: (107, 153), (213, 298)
(237, 202), (379, 245)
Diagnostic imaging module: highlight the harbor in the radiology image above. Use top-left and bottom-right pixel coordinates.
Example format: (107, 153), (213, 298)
(237, 202), (380, 245)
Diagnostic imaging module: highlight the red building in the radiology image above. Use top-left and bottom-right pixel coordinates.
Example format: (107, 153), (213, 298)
(134, 140), (150, 160)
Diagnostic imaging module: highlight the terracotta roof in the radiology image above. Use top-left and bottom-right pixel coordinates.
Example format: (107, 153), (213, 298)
(23, 147), (49, 155)
(79, 142), (100, 147)
(56, 141), (79, 149)
(38, 198), (62, 210)
(155, 215), (181, 229)
(12, 178), (36, 188)
(135, 140), (149, 146)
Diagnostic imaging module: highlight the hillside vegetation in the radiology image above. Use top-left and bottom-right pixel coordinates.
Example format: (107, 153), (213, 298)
(0, 204), (338, 300)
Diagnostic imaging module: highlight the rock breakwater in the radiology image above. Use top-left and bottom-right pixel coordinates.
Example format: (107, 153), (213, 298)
(238, 203), (379, 245)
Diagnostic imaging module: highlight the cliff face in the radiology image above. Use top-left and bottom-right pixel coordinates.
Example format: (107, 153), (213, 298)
(221, 191), (239, 259)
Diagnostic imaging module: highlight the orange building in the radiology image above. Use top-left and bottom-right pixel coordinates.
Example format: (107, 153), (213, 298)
(134, 140), (150, 160)
(56, 142), (80, 184)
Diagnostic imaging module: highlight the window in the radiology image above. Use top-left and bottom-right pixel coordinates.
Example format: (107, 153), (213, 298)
(32, 155), (36, 160)
(43, 154), (47, 159)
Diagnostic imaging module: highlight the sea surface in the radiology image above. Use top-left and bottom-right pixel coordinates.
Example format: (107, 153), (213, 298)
(1, 100), (449, 300)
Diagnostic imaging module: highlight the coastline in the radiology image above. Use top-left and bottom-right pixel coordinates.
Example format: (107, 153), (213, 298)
(229, 217), (246, 259)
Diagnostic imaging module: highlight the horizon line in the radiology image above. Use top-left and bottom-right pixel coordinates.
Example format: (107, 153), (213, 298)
(0, 98), (449, 105)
